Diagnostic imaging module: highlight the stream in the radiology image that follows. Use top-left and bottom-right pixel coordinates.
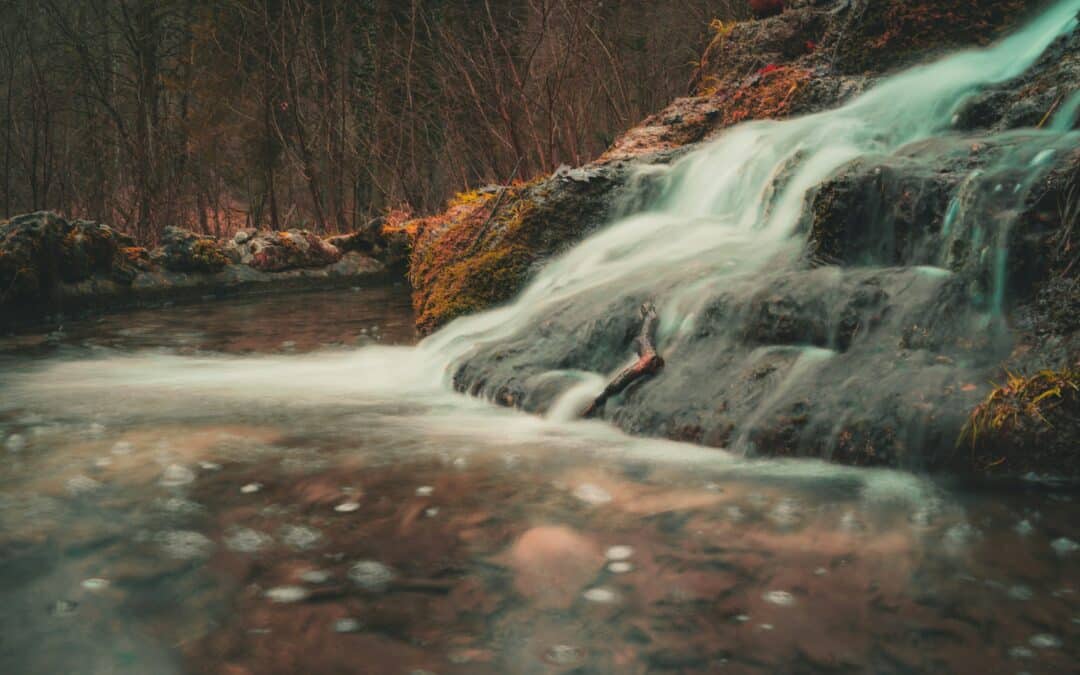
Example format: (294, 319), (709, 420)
(1, 287), (1078, 674)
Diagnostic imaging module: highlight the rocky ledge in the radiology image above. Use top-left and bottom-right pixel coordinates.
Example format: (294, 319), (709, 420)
(0, 212), (398, 328)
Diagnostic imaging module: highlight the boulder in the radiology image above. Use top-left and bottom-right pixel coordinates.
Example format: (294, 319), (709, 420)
(228, 229), (342, 273)
(152, 227), (231, 274)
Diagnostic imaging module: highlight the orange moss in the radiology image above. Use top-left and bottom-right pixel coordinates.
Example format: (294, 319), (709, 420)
(720, 65), (813, 127)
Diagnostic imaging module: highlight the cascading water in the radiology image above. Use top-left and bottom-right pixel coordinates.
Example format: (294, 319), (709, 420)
(423, 0), (1080, 461)
(1, 5), (1079, 673)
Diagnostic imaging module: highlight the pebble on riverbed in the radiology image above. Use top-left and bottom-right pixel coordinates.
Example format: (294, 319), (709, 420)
(280, 524), (323, 550)
(334, 501), (360, 513)
(605, 545), (634, 561)
(224, 527), (273, 553)
(573, 483), (613, 505)
(5, 434), (27, 452)
(1050, 537), (1078, 556)
(582, 587), (619, 604)
(81, 578), (110, 591)
(333, 618), (363, 633)
(240, 482), (262, 494)
(157, 530), (215, 559)
(608, 561), (634, 574)
(1028, 633), (1062, 649)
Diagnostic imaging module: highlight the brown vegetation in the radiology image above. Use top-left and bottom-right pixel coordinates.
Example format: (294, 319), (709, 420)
(0, 0), (746, 244)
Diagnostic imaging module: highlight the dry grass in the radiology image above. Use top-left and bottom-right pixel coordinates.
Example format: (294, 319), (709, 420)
(959, 369), (1079, 449)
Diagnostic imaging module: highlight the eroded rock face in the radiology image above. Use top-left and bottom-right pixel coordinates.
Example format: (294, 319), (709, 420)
(405, 164), (641, 334)
(404, 0), (1043, 335)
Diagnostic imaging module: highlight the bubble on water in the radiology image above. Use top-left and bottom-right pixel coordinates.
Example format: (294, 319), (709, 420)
(763, 590), (796, 607)
(265, 586), (309, 603)
(280, 525), (323, 551)
(240, 482), (262, 494)
(157, 530), (214, 559)
(608, 562), (634, 574)
(1015, 519), (1034, 536)
(335, 501), (361, 513)
(605, 545), (634, 561)
(943, 522), (980, 553)
(1008, 585), (1034, 601)
(111, 441), (134, 456)
(545, 645), (584, 666)
(333, 618), (362, 633)
(66, 475), (103, 495)
(300, 570), (331, 584)
(159, 464), (196, 487)
(224, 527), (273, 553)
(80, 578), (110, 591)
(582, 587), (619, 604)
(1029, 633), (1062, 649)
(1051, 537), (1079, 556)
(768, 498), (802, 528)
(1008, 646), (1034, 659)
(348, 561), (397, 592)
(5, 434), (27, 452)
(573, 483), (612, 505)
(839, 511), (866, 534)
(415, 486), (434, 497)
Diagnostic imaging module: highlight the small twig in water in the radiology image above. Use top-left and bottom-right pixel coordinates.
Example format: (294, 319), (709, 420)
(582, 302), (665, 418)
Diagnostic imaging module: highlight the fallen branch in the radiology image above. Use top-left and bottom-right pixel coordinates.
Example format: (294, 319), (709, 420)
(583, 302), (665, 418)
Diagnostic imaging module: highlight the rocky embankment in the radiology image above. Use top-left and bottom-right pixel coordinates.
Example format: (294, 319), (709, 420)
(0, 212), (400, 327)
(402, 0), (1080, 476)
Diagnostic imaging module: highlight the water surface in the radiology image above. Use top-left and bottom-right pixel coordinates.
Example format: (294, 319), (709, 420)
(1, 288), (1077, 674)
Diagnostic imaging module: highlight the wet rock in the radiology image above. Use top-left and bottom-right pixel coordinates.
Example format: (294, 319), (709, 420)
(348, 560), (397, 592)
(228, 229), (342, 272)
